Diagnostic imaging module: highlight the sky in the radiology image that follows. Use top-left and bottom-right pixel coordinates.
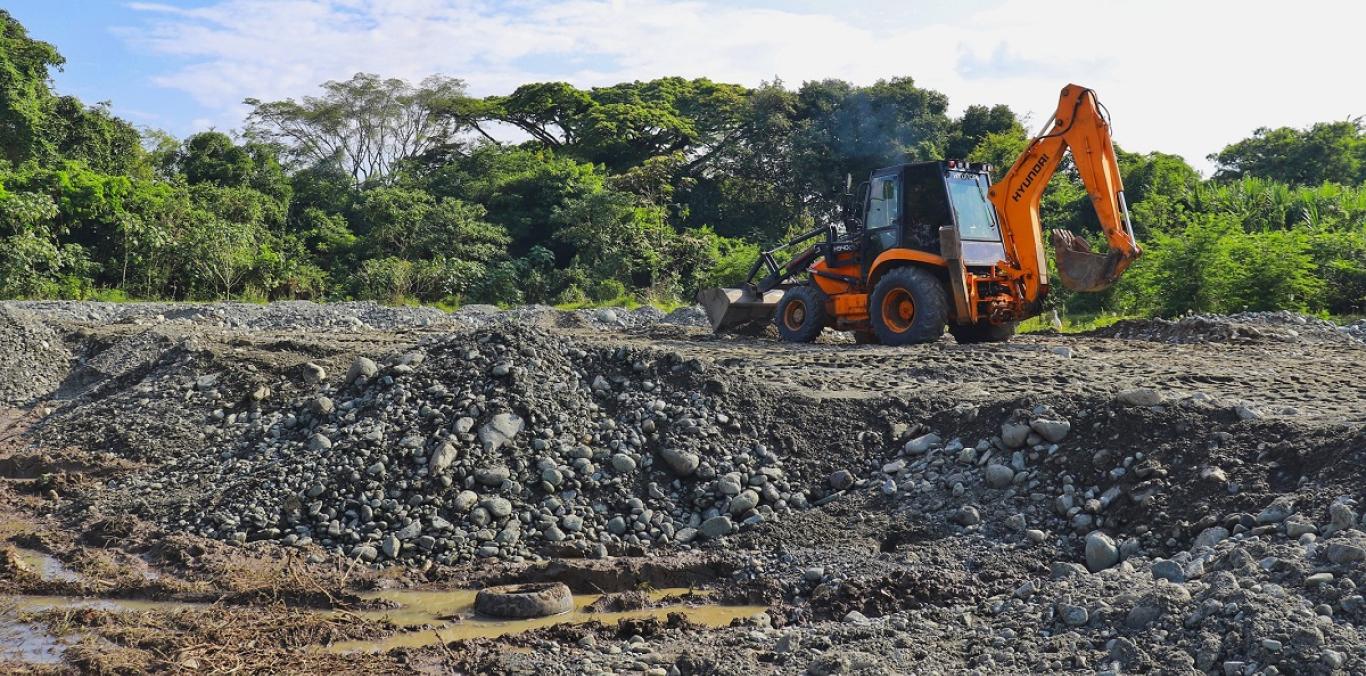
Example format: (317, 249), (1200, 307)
(7, 0), (1366, 175)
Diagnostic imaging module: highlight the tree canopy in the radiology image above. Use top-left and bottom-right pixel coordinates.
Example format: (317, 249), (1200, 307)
(0, 9), (1361, 316)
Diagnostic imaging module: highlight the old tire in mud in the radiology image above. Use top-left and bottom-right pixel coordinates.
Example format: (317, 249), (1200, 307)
(870, 267), (947, 346)
(950, 321), (1017, 344)
(474, 582), (574, 618)
(774, 285), (828, 343)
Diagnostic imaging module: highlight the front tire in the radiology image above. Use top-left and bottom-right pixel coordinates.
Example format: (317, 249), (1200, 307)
(774, 285), (828, 343)
(950, 321), (1017, 344)
(869, 267), (948, 346)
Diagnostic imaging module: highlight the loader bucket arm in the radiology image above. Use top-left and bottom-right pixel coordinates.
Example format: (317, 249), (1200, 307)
(989, 84), (1142, 300)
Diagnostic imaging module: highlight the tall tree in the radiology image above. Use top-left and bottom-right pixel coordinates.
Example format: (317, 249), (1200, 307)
(1211, 120), (1366, 186)
(245, 73), (472, 187)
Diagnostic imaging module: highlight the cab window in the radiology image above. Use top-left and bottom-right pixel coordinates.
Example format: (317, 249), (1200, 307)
(866, 176), (900, 230)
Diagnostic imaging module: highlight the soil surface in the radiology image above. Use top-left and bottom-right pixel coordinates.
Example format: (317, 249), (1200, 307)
(1, 301), (1363, 674)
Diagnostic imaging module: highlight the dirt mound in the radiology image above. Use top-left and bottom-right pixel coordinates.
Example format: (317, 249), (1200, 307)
(0, 307), (71, 406)
(95, 324), (881, 565)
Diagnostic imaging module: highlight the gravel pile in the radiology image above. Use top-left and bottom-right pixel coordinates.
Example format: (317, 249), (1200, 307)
(0, 306), (70, 406)
(104, 325), (805, 564)
(1093, 311), (1362, 345)
(3, 300), (712, 336)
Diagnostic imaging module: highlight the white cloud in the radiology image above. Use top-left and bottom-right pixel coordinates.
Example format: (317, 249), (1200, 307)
(125, 0), (1366, 174)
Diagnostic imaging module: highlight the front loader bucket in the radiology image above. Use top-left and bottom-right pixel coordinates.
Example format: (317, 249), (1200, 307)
(697, 286), (784, 332)
(1051, 229), (1132, 293)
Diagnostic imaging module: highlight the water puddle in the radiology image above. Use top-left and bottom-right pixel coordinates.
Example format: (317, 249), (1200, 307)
(329, 587), (767, 653)
(1, 588), (766, 660)
(13, 548), (81, 582)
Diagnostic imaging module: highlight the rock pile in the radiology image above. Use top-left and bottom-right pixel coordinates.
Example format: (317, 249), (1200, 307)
(0, 306), (70, 406)
(106, 325), (804, 564)
(1092, 311), (1362, 345)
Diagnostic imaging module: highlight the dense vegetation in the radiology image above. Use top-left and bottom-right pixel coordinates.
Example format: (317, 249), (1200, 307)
(1, 11), (1363, 316)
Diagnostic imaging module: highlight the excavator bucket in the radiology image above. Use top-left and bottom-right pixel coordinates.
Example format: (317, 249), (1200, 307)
(697, 286), (784, 332)
(1051, 229), (1130, 293)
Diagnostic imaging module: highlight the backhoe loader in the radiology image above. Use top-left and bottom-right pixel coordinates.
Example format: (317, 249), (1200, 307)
(699, 83), (1142, 345)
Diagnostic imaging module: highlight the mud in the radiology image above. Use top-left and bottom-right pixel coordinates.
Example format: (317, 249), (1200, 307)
(0, 300), (1363, 673)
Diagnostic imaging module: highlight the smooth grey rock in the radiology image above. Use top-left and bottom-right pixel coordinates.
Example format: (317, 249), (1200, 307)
(1001, 422), (1030, 448)
(429, 442), (458, 473)
(828, 469), (855, 490)
(611, 454), (637, 473)
(453, 490), (480, 512)
(1085, 531), (1120, 571)
(984, 463), (1015, 489)
(1193, 526), (1230, 549)
(730, 489), (760, 515)
(951, 505), (981, 526)
(347, 357), (378, 383)
(381, 534), (401, 559)
(1151, 559), (1186, 582)
(1116, 388), (1162, 406)
(659, 447), (700, 476)
(479, 413), (524, 452)
(904, 433), (941, 454)
(1030, 417), (1071, 442)
(700, 515), (734, 538)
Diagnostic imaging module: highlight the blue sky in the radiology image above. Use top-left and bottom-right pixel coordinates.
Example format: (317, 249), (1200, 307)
(8, 0), (1366, 174)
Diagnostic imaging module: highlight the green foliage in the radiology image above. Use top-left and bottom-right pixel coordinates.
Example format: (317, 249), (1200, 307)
(1, 7), (1364, 319)
(1211, 120), (1366, 186)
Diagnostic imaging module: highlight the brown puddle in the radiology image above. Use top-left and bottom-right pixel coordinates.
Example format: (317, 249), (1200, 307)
(3, 589), (766, 659)
(13, 548), (81, 582)
(330, 587), (768, 653)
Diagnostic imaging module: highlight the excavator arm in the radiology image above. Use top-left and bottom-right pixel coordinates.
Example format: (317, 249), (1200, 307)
(988, 84), (1142, 306)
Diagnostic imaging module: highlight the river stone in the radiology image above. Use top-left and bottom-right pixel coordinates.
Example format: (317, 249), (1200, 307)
(302, 362), (326, 384)
(611, 454), (637, 473)
(904, 433), (941, 454)
(381, 534), (400, 559)
(1193, 526), (1230, 549)
(453, 490), (480, 512)
(984, 463), (1015, 489)
(1327, 543), (1366, 564)
(429, 442), (458, 473)
(1085, 531), (1120, 571)
(347, 356), (378, 383)
(479, 413), (524, 452)
(1151, 559), (1186, 582)
(484, 497), (513, 519)
(659, 448), (700, 476)
(1116, 388), (1162, 406)
(700, 515), (734, 538)
(475, 466), (510, 486)
(1001, 422), (1030, 448)
(1256, 498), (1294, 524)
(1030, 417), (1071, 442)
(828, 469), (855, 490)
(729, 489), (760, 515)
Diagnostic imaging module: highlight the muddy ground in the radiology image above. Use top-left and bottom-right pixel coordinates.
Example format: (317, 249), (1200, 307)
(1, 301), (1363, 674)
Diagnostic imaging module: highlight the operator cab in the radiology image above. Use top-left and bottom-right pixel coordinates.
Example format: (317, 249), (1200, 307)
(854, 160), (1007, 269)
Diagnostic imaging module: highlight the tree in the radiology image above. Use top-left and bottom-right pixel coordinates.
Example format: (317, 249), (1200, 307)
(1210, 120), (1366, 186)
(0, 9), (63, 165)
(946, 104), (1022, 159)
(790, 77), (951, 221)
(246, 73), (472, 187)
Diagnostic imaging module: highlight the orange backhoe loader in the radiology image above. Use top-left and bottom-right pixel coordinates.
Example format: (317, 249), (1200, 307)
(699, 83), (1142, 345)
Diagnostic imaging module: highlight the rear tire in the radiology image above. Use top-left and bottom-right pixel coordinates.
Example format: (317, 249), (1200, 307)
(869, 267), (948, 346)
(774, 285), (828, 343)
(950, 321), (1018, 344)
